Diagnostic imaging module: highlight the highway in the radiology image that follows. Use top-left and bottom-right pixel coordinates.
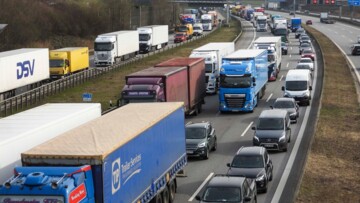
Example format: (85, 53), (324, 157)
(174, 16), (323, 203)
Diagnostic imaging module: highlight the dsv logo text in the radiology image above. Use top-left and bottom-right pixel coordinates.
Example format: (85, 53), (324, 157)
(17, 59), (35, 79)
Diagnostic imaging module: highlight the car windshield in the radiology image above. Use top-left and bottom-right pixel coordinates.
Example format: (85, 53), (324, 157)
(296, 29), (305, 34)
(301, 37), (310, 40)
(300, 58), (312, 63)
(286, 81), (308, 91)
(301, 43), (310, 48)
(186, 127), (206, 139)
(303, 50), (313, 54)
(296, 64), (311, 70)
(274, 100), (295, 108)
(281, 42), (286, 46)
(220, 74), (252, 88)
(231, 155), (264, 168)
(175, 34), (185, 37)
(194, 26), (201, 30)
(257, 118), (284, 130)
(203, 187), (241, 202)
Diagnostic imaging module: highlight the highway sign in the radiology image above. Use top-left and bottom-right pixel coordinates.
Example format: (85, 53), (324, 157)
(348, 0), (360, 6)
(82, 93), (93, 102)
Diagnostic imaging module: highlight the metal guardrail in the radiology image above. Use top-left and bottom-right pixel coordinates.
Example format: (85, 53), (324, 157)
(0, 28), (218, 117)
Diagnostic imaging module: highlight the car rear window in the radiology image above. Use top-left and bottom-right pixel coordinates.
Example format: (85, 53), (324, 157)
(257, 118), (284, 130)
(231, 155), (264, 168)
(274, 100), (295, 108)
(203, 187), (241, 202)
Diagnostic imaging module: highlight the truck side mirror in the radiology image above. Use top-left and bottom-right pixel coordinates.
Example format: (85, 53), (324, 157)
(251, 126), (256, 130)
(282, 86), (285, 91)
(195, 196), (201, 201)
(309, 86), (312, 90)
(227, 163), (231, 167)
(252, 77), (256, 83)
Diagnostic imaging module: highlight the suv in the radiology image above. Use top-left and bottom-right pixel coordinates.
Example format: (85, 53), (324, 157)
(281, 42), (288, 55)
(295, 28), (305, 39)
(196, 175), (257, 203)
(351, 44), (360, 55)
(252, 109), (291, 152)
(185, 121), (217, 159)
(227, 146), (273, 193)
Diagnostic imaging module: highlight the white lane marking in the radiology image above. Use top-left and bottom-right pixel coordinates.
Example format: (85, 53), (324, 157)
(188, 172), (214, 201)
(266, 93), (273, 102)
(241, 122), (254, 137)
(279, 75), (284, 81)
(290, 47), (292, 50)
(334, 31), (338, 34)
(271, 40), (319, 203)
(349, 31), (353, 34)
(289, 54), (292, 58)
(341, 34), (346, 38)
(216, 111), (221, 116)
(286, 62), (289, 68)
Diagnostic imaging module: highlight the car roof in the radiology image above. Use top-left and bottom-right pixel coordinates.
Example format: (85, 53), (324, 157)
(236, 146), (265, 155)
(300, 57), (312, 61)
(186, 122), (209, 128)
(259, 109), (288, 118)
(207, 175), (246, 188)
(302, 50), (313, 53)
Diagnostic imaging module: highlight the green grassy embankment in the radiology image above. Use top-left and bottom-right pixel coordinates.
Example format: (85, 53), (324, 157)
(296, 25), (360, 203)
(39, 20), (241, 110)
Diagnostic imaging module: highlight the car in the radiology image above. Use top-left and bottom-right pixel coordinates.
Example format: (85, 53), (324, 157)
(268, 62), (278, 82)
(357, 35), (360, 43)
(174, 33), (187, 43)
(351, 44), (360, 55)
(299, 43), (312, 54)
(252, 109), (291, 152)
(299, 57), (314, 70)
(185, 121), (217, 159)
(295, 28), (306, 39)
(301, 50), (315, 61)
(195, 175), (257, 203)
(299, 36), (311, 45)
(289, 11), (295, 16)
(227, 146), (273, 193)
(281, 42), (288, 55)
(306, 20), (312, 25)
(193, 24), (203, 36)
(271, 98), (299, 123)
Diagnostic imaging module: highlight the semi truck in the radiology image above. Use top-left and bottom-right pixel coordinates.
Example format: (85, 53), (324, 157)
(189, 42), (235, 94)
(253, 37), (282, 81)
(0, 48), (49, 101)
(179, 14), (196, 25)
(49, 47), (89, 79)
(201, 14), (213, 31)
(219, 49), (268, 113)
(155, 58), (206, 115)
(273, 24), (289, 43)
(320, 12), (335, 24)
(207, 11), (218, 27)
(176, 23), (194, 39)
(137, 25), (168, 54)
(0, 103), (101, 184)
(0, 102), (187, 203)
(290, 17), (301, 32)
(94, 30), (139, 66)
(256, 15), (268, 31)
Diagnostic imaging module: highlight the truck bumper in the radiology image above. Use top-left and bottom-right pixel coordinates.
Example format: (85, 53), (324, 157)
(219, 101), (254, 112)
(95, 61), (112, 67)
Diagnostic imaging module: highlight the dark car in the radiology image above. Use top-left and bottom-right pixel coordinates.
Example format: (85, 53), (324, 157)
(174, 33), (187, 43)
(299, 43), (312, 54)
(306, 20), (312, 25)
(252, 109), (291, 152)
(351, 44), (360, 55)
(299, 36), (311, 45)
(196, 175), (257, 203)
(271, 98), (299, 123)
(185, 121), (217, 159)
(295, 28), (305, 39)
(281, 42), (288, 55)
(227, 146), (273, 193)
(301, 50), (315, 61)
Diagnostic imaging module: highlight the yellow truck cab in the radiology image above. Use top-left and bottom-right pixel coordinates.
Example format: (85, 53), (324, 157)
(49, 47), (89, 79)
(176, 24), (193, 39)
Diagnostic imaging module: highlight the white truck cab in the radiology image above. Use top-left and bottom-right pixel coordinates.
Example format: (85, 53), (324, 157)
(190, 51), (218, 93)
(201, 14), (213, 31)
(94, 35), (117, 66)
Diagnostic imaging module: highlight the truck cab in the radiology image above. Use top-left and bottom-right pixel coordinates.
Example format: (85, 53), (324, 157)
(176, 24), (193, 39)
(291, 17), (301, 32)
(138, 27), (154, 53)
(256, 15), (268, 31)
(49, 51), (70, 79)
(201, 14), (213, 31)
(0, 166), (96, 203)
(94, 35), (117, 66)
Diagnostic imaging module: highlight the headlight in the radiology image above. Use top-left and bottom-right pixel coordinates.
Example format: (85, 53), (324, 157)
(256, 174), (265, 181)
(198, 142), (206, 148)
(210, 75), (215, 79)
(245, 102), (251, 109)
(253, 136), (259, 142)
(220, 102), (226, 108)
(284, 92), (289, 97)
(302, 92), (310, 97)
(279, 133), (286, 142)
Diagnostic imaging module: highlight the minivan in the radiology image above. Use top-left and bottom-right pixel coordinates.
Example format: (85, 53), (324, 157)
(282, 69), (312, 106)
(252, 109), (291, 152)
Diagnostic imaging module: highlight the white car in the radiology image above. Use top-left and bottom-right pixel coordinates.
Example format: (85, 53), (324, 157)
(298, 57), (314, 71)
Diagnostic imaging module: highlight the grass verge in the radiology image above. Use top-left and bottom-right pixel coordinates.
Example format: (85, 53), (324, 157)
(36, 20), (241, 111)
(296, 26), (360, 203)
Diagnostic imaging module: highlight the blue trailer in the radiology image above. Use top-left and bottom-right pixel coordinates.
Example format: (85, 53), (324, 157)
(291, 17), (302, 32)
(0, 102), (187, 203)
(219, 49), (268, 112)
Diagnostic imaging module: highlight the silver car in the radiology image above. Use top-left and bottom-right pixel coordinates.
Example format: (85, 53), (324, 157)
(271, 98), (299, 123)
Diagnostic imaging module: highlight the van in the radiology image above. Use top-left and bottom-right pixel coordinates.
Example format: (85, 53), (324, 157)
(282, 69), (312, 106)
(252, 109), (291, 152)
(193, 23), (203, 36)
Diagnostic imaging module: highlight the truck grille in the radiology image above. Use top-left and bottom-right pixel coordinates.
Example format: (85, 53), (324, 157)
(225, 94), (246, 108)
(97, 54), (108, 60)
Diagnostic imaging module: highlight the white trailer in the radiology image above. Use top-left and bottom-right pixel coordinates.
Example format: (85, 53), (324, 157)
(0, 103), (101, 183)
(94, 31), (139, 66)
(137, 25), (169, 53)
(190, 42), (235, 94)
(201, 14), (213, 31)
(253, 36), (282, 72)
(0, 48), (49, 101)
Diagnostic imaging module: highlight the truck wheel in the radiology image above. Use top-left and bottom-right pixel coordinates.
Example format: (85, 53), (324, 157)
(150, 193), (163, 203)
(162, 186), (170, 203)
(169, 180), (176, 203)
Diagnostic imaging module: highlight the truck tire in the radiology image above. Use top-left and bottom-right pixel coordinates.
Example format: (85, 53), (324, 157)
(162, 186), (170, 203)
(150, 193), (163, 203)
(169, 180), (176, 203)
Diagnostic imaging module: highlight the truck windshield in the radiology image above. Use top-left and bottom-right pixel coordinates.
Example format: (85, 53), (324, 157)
(50, 59), (65, 68)
(177, 26), (188, 32)
(201, 19), (212, 23)
(258, 19), (266, 24)
(94, 42), (112, 51)
(268, 54), (275, 63)
(286, 81), (307, 91)
(205, 64), (213, 73)
(220, 75), (251, 88)
(257, 118), (284, 130)
(0, 196), (65, 202)
(139, 34), (151, 41)
(274, 29), (288, 35)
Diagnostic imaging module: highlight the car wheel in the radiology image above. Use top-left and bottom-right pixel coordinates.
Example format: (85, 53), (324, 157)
(269, 171), (273, 181)
(212, 138), (217, 151)
(283, 147), (288, 152)
(203, 147), (209, 159)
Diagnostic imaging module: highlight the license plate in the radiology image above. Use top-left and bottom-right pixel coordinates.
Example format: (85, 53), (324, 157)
(186, 150), (193, 154)
(264, 144), (274, 148)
